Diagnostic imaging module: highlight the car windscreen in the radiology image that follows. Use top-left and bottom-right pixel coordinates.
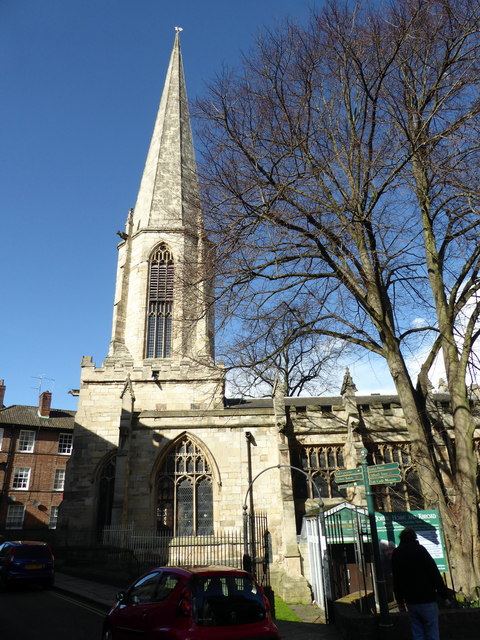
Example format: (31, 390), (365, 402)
(13, 546), (52, 558)
(192, 575), (266, 626)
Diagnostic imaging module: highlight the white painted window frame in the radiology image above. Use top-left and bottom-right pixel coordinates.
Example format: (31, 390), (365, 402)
(6, 504), (25, 529)
(49, 506), (59, 529)
(58, 432), (73, 454)
(12, 467), (31, 490)
(18, 429), (35, 452)
(53, 468), (65, 491)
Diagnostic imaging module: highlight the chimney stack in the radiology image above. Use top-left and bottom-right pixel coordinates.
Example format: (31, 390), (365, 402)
(38, 391), (52, 418)
(0, 380), (5, 408)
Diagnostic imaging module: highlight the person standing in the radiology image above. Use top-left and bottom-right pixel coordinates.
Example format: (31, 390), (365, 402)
(391, 528), (451, 640)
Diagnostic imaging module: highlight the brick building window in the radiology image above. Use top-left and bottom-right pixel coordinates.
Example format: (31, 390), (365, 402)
(18, 430), (35, 452)
(146, 243), (174, 359)
(6, 504), (25, 529)
(156, 435), (213, 536)
(53, 469), (65, 491)
(49, 506), (59, 529)
(58, 433), (73, 454)
(12, 467), (30, 490)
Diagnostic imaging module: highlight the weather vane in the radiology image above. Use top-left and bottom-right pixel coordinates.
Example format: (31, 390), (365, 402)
(175, 26), (183, 33)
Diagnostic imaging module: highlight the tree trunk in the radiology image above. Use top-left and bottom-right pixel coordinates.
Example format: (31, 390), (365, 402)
(378, 331), (479, 592)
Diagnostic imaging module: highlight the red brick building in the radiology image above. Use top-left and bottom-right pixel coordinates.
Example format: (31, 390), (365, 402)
(0, 381), (75, 541)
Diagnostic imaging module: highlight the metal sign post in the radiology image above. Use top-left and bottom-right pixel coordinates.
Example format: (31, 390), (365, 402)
(359, 449), (393, 634)
(334, 450), (396, 636)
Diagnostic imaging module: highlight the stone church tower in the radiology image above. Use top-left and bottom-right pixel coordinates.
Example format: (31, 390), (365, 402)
(109, 30), (218, 378)
(59, 32), (227, 541)
(57, 31), (436, 607)
(58, 36), (310, 604)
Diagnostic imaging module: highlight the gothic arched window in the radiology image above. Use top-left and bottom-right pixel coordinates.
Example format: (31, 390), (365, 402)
(96, 453), (116, 537)
(301, 445), (347, 500)
(146, 243), (174, 358)
(156, 436), (213, 536)
(370, 444), (425, 511)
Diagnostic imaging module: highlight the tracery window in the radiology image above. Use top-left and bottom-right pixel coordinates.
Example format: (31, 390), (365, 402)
(301, 445), (346, 500)
(146, 243), (174, 358)
(370, 443), (424, 511)
(156, 436), (213, 536)
(96, 453), (116, 535)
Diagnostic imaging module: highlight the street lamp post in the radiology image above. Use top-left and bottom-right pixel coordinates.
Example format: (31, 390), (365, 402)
(242, 464), (331, 621)
(245, 432), (257, 574)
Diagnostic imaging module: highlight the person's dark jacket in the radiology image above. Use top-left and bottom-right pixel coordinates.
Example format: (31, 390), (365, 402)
(391, 540), (449, 605)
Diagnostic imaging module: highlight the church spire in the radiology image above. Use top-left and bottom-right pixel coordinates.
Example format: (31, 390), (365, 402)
(108, 29), (215, 366)
(133, 29), (201, 232)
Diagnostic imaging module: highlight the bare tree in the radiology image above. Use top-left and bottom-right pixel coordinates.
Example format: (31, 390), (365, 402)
(196, 0), (480, 593)
(223, 306), (349, 397)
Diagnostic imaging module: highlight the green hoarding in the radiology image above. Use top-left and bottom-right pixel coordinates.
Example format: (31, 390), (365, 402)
(325, 506), (448, 573)
(375, 510), (448, 572)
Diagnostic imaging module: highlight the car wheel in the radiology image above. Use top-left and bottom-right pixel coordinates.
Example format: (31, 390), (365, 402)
(102, 625), (113, 640)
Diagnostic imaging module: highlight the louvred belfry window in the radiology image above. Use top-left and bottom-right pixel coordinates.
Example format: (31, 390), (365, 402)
(146, 243), (174, 358)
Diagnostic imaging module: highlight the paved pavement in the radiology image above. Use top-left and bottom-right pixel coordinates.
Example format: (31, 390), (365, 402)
(54, 572), (342, 640)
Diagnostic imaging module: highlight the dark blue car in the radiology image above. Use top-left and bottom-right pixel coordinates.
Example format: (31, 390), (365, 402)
(0, 540), (54, 588)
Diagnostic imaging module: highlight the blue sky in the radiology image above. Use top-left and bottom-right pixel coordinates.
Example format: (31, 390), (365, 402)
(1, 0), (396, 410)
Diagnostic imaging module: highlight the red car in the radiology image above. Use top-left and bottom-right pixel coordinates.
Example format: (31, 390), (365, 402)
(102, 565), (280, 640)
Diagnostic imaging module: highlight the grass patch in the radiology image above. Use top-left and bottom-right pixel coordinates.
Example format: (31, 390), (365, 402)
(274, 596), (303, 622)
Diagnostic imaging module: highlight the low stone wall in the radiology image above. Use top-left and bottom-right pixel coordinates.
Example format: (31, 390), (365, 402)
(55, 545), (140, 587)
(334, 600), (480, 640)
(333, 596), (378, 640)
(438, 607), (480, 639)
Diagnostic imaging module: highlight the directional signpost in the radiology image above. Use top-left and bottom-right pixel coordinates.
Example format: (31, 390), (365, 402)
(334, 468), (363, 484)
(367, 462), (401, 486)
(335, 461), (401, 487)
(334, 450), (400, 635)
